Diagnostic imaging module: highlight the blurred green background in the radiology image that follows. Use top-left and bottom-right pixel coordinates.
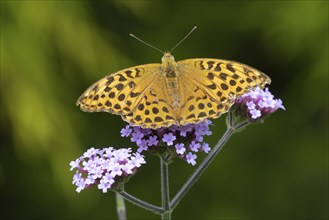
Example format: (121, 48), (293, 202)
(1, 1), (328, 220)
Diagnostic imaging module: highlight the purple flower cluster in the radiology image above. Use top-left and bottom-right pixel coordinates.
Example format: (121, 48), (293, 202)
(236, 87), (285, 120)
(70, 147), (145, 193)
(121, 119), (212, 166)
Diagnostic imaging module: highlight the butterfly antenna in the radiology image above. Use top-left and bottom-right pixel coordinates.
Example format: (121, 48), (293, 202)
(129, 33), (164, 54)
(170, 26), (197, 53)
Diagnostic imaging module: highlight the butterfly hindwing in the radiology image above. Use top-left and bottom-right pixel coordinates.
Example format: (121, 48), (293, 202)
(122, 85), (177, 128)
(177, 78), (229, 125)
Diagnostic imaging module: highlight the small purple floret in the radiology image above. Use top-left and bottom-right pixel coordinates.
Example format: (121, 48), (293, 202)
(147, 136), (159, 146)
(201, 143), (211, 153)
(189, 141), (201, 152)
(162, 133), (176, 146)
(185, 152), (197, 166)
(175, 143), (186, 155)
(121, 125), (132, 137)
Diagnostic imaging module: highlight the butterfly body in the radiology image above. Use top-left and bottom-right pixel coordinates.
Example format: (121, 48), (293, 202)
(77, 52), (271, 128)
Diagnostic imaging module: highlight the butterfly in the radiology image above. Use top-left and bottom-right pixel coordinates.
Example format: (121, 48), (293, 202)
(76, 52), (271, 129)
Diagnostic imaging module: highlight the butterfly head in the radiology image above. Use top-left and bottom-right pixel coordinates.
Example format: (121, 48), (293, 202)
(162, 52), (175, 63)
(161, 52), (177, 76)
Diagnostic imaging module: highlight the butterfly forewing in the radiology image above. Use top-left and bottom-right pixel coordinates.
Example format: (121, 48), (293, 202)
(77, 64), (160, 115)
(178, 58), (271, 97)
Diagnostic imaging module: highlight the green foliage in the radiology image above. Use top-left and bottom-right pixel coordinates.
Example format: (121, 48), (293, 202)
(1, 1), (328, 219)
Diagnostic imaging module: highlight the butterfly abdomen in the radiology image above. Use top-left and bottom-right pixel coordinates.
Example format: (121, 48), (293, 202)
(164, 76), (181, 111)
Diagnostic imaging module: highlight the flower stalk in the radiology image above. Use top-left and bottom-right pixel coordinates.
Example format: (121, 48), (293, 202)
(115, 192), (127, 220)
(118, 191), (164, 214)
(160, 156), (171, 220)
(170, 111), (246, 210)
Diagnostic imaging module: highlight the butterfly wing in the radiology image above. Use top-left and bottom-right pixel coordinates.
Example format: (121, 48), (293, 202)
(176, 58), (271, 124)
(121, 78), (179, 128)
(77, 64), (178, 128)
(77, 64), (158, 114)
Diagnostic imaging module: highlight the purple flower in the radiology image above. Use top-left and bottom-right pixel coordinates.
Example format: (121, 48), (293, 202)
(162, 133), (176, 146)
(98, 177), (114, 193)
(72, 171), (82, 185)
(85, 175), (95, 185)
(122, 119), (213, 165)
(112, 148), (131, 161)
(130, 130), (144, 145)
(130, 153), (145, 167)
(249, 109), (261, 119)
(185, 152), (197, 166)
(201, 143), (211, 153)
(175, 143), (186, 155)
(110, 163), (123, 178)
(83, 147), (98, 158)
(189, 141), (200, 152)
(236, 87), (285, 120)
(178, 125), (193, 137)
(70, 147), (145, 193)
(69, 159), (81, 171)
(76, 179), (86, 193)
(137, 139), (148, 153)
(147, 136), (159, 146)
(122, 162), (134, 174)
(246, 101), (256, 110)
(121, 125), (132, 137)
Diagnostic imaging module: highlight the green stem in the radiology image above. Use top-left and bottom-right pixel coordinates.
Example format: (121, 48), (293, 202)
(160, 156), (171, 220)
(118, 191), (164, 214)
(115, 192), (127, 220)
(170, 115), (250, 210)
(170, 127), (234, 209)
